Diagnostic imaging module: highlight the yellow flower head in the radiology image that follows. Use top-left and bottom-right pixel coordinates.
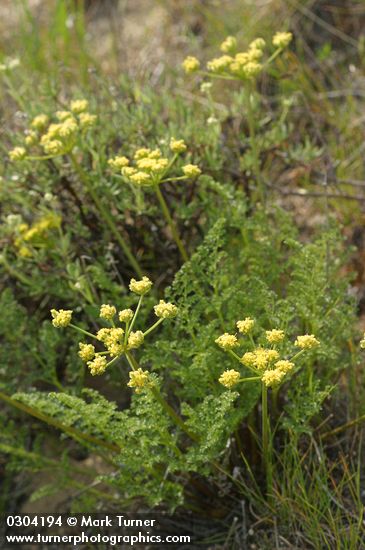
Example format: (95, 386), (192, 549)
(51, 309), (73, 328)
(241, 351), (256, 367)
(70, 99), (89, 114)
(275, 360), (294, 374)
(58, 118), (78, 138)
(182, 164), (201, 178)
(128, 368), (149, 391)
(134, 148), (151, 160)
(220, 36), (237, 54)
(130, 171), (152, 186)
(106, 328), (124, 344)
(247, 47), (264, 61)
(170, 138), (187, 154)
(98, 328), (124, 356)
(78, 343), (95, 362)
(266, 329), (285, 344)
(42, 139), (64, 155)
(121, 166), (137, 177)
(215, 333), (239, 350)
(148, 148), (162, 159)
(200, 82), (212, 94)
(9, 147), (26, 161)
(79, 113), (97, 129)
(182, 56), (200, 74)
(154, 300), (178, 319)
(119, 309), (134, 323)
(360, 337), (365, 349)
(55, 111), (73, 122)
(96, 328), (113, 342)
(207, 55), (233, 73)
(24, 131), (38, 146)
(250, 38), (266, 50)
(136, 157), (168, 173)
(254, 348), (271, 370)
(127, 331), (144, 350)
(261, 368), (285, 387)
(295, 334), (320, 349)
(266, 349), (280, 362)
(18, 246), (32, 257)
(219, 369), (240, 388)
(243, 62), (262, 79)
(108, 156), (130, 170)
(99, 304), (116, 320)
(31, 114), (49, 130)
(88, 355), (108, 376)
(241, 348), (279, 370)
(236, 317), (255, 334)
(129, 276), (153, 295)
(272, 31), (293, 49)
(43, 123), (61, 139)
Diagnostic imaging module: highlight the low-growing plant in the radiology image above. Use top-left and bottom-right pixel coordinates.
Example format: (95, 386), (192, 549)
(1, 8), (364, 547)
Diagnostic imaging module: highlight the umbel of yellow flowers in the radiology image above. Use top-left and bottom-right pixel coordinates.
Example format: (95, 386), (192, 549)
(8, 98), (97, 161)
(50, 277), (178, 390)
(108, 139), (201, 188)
(215, 317), (319, 389)
(182, 30), (292, 82)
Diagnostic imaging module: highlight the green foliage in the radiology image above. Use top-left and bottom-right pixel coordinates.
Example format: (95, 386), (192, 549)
(0, 3), (364, 546)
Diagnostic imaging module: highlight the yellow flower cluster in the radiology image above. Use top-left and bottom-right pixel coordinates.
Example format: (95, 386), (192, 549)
(154, 300), (178, 319)
(119, 309), (134, 323)
(97, 327), (125, 357)
(127, 331), (144, 350)
(241, 348), (279, 370)
(261, 368), (285, 387)
(108, 156), (129, 170)
(294, 335), (320, 349)
(220, 36), (237, 54)
(182, 164), (201, 178)
(215, 333), (239, 350)
(50, 277), (177, 385)
(13, 214), (61, 257)
(183, 30), (292, 82)
(70, 99), (89, 114)
(272, 32), (293, 49)
(219, 369), (240, 388)
(108, 141), (201, 187)
(216, 317), (319, 389)
(128, 368), (150, 392)
(236, 317), (255, 334)
(182, 56), (200, 74)
(78, 343), (95, 362)
(129, 276), (153, 295)
(88, 356), (108, 376)
(266, 329), (285, 343)
(9, 99), (96, 161)
(51, 309), (73, 328)
(9, 147), (26, 161)
(100, 304), (116, 320)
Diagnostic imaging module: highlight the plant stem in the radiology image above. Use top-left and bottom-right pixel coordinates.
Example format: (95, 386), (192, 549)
(245, 85), (265, 205)
(69, 323), (99, 341)
(261, 383), (272, 496)
(150, 386), (199, 442)
(153, 184), (188, 262)
(241, 376), (261, 382)
(69, 153), (143, 277)
(143, 318), (164, 337)
(127, 295), (143, 336)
